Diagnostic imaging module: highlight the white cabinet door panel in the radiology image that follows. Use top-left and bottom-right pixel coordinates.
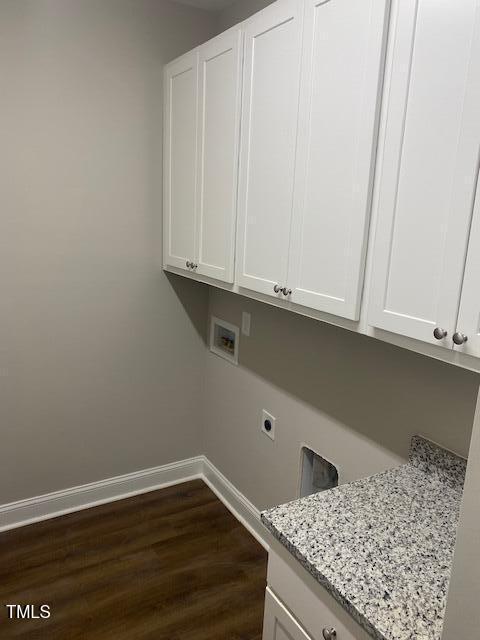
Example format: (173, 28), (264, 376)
(197, 28), (243, 283)
(456, 176), (480, 359)
(368, 0), (480, 346)
(288, 0), (389, 320)
(236, 0), (303, 298)
(451, 7), (480, 359)
(164, 51), (199, 271)
(263, 588), (312, 640)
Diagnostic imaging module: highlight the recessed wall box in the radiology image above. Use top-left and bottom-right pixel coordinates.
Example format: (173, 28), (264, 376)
(300, 447), (338, 498)
(210, 316), (239, 365)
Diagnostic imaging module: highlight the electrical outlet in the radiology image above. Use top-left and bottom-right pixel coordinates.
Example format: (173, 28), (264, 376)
(241, 311), (251, 336)
(261, 409), (275, 441)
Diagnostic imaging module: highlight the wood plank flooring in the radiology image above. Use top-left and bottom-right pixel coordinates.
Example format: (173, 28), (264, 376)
(0, 480), (267, 639)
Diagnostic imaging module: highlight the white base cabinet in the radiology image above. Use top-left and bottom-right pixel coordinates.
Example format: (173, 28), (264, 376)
(263, 542), (369, 640)
(263, 588), (313, 640)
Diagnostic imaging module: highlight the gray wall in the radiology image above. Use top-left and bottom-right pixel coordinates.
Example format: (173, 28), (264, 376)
(1, 0), (479, 519)
(204, 290), (480, 509)
(216, 0), (274, 30)
(0, 0), (217, 504)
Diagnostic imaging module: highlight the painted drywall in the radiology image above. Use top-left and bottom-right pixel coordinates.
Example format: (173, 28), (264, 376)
(216, 0), (275, 30)
(203, 290), (480, 510)
(442, 388), (480, 639)
(174, 0), (237, 11)
(2, 0), (479, 524)
(0, 0), (217, 504)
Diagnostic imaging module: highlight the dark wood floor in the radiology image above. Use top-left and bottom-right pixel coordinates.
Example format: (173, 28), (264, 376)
(0, 480), (267, 639)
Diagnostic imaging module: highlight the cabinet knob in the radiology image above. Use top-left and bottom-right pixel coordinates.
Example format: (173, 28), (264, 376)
(192, 263), (198, 270)
(186, 260), (192, 269)
(433, 327), (447, 340)
(453, 332), (468, 345)
(282, 287), (292, 296)
(322, 628), (337, 640)
(273, 284), (282, 293)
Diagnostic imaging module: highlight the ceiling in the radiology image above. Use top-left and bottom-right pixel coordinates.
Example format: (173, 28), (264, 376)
(170, 0), (237, 11)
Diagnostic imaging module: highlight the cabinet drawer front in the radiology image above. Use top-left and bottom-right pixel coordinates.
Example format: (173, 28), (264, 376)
(263, 587), (313, 640)
(368, 0), (480, 346)
(164, 51), (199, 271)
(236, 0), (303, 298)
(197, 28), (243, 283)
(288, 0), (389, 320)
(267, 544), (369, 640)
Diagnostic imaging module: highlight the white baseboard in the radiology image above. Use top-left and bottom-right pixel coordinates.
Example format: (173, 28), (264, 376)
(201, 456), (270, 550)
(0, 457), (271, 550)
(0, 457), (203, 533)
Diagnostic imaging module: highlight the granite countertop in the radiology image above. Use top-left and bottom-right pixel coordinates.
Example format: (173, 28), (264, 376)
(261, 436), (467, 640)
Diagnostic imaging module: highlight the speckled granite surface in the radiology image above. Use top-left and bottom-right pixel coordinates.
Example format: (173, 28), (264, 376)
(261, 436), (467, 640)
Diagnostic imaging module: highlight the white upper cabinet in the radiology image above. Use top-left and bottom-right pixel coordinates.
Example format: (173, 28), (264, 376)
(368, 0), (480, 347)
(164, 51), (199, 272)
(164, 28), (242, 282)
(196, 28), (243, 283)
(450, 6), (480, 360)
(236, 0), (304, 299)
(163, 0), (480, 366)
(456, 177), (480, 358)
(287, 0), (389, 320)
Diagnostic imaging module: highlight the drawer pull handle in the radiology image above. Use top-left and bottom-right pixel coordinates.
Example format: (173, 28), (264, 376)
(322, 628), (337, 640)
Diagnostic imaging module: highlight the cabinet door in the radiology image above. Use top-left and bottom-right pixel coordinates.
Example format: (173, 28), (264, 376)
(263, 588), (312, 640)
(287, 0), (389, 320)
(456, 175), (480, 358)
(164, 50), (199, 272)
(368, 0), (480, 346)
(450, 8), (480, 360)
(196, 28), (243, 283)
(236, 0), (303, 298)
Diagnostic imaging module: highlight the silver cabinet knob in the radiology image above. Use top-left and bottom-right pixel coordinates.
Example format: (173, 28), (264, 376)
(453, 332), (468, 345)
(273, 284), (282, 293)
(433, 327), (447, 340)
(282, 287), (292, 296)
(322, 628), (337, 640)
(186, 260), (192, 269)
